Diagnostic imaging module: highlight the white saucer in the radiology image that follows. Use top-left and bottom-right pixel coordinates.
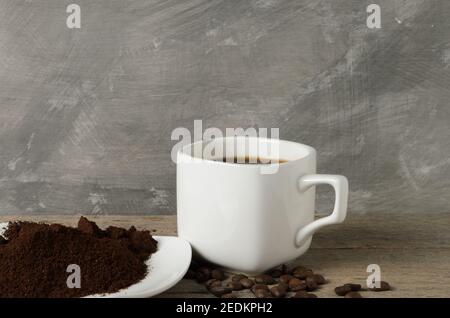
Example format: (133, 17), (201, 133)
(0, 223), (7, 237)
(0, 223), (192, 298)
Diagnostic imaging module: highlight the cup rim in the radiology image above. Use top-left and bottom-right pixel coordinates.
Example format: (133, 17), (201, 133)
(177, 136), (316, 167)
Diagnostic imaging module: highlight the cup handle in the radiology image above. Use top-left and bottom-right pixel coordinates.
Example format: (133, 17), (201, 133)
(295, 174), (349, 247)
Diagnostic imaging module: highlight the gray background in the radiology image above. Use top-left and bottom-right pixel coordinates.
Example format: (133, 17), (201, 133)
(0, 0), (449, 215)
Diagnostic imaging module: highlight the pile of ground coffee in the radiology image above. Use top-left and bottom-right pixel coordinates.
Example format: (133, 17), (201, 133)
(0, 217), (157, 298)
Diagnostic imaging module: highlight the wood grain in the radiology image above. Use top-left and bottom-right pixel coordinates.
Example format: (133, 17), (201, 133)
(1, 213), (449, 298)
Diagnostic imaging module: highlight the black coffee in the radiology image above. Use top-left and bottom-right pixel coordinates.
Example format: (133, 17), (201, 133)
(215, 157), (288, 164)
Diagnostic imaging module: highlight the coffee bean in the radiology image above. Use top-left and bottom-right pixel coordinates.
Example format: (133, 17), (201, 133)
(226, 281), (243, 291)
(292, 291), (317, 298)
(255, 274), (276, 285)
(254, 289), (272, 298)
(231, 274), (247, 283)
(292, 291), (309, 298)
(270, 283), (287, 298)
(184, 269), (196, 280)
(306, 276), (318, 291)
(292, 269), (313, 279)
(369, 281), (391, 292)
(335, 285), (352, 296)
(205, 279), (222, 289)
(209, 286), (233, 297)
(211, 269), (225, 281)
(288, 278), (307, 292)
(345, 292), (362, 298)
(240, 278), (255, 289)
(279, 274), (293, 285)
(268, 269), (283, 278)
(221, 293), (235, 299)
(344, 283), (362, 291)
(310, 274), (326, 285)
(251, 284), (269, 294)
(281, 264), (288, 274)
(196, 267), (211, 283)
(291, 265), (310, 273)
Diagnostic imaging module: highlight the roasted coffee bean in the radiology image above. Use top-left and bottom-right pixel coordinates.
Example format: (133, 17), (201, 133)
(226, 281), (243, 291)
(306, 276), (318, 291)
(255, 274), (276, 285)
(205, 279), (222, 289)
(292, 291), (309, 298)
(292, 291), (317, 298)
(184, 269), (196, 280)
(251, 284), (269, 293)
(254, 289), (272, 298)
(209, 286), (233, 297)
(310, 274), (326, 285)
(281, 264), (288, 274)
(369, 281), (391, 292)
(335, 285), (352, 296)
(288, 278), (307, 291)
(279, 274), (293, 285)
(291, 265), (310, 272)
(240, 278), (255, 289)
(292, 269), (313, 279)
(268, 269), (283, 278)
(231, 274), (247, 283)
(344, 283), (362, 291)
(345, 292), (362, 298)
(196, 267), (211, 283)
(221, 293), (235, 299)
(211, 269), (225, 281)
(270, 283), (287, 298)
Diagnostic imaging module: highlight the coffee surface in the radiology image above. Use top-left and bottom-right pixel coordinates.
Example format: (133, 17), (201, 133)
(215, 157), (288, 164)
(0, 217), (157, 298)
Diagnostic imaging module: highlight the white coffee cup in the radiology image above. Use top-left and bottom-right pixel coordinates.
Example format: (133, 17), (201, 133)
(177, 136), (348, 274)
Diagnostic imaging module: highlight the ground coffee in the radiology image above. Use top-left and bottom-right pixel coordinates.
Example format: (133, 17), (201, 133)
(0, 217), (157, 298)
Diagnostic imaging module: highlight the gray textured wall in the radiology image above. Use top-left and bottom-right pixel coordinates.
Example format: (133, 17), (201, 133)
(0, 0), (449, 215)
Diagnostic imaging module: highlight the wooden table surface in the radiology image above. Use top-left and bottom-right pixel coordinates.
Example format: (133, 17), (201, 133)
(1, 213), (449, 298)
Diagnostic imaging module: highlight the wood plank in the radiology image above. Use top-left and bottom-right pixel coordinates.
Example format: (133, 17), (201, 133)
(1, 213), (448, 249)
(161, 248), (450, 298)
(1, 213), (449, 297)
